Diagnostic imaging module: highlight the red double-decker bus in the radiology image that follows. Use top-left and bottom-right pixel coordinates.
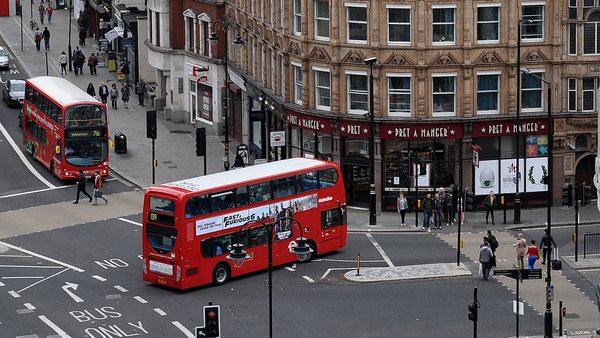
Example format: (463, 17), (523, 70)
(22, 76), (109, 179)
(142, 158), (347, 289)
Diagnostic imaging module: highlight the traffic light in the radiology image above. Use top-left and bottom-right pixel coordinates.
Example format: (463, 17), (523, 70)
(468, 302), (478, 322)
(582, 184), (592, 206)
(465, 192), (475, 212)
(196, 127), (206, 157)
(146, 110), (157, 139)
(204, 305), (220, 337)
(562, 183), (573, 207)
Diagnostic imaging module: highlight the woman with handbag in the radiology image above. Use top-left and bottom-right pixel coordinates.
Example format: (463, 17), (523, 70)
(92, 173), (108, 205)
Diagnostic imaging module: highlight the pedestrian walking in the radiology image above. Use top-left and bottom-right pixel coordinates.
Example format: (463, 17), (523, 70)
(98, 82), (109, 104)
(73, 170), (92, 204)
(484, 191), (496, 224)
(527, 239), (541, 269)
(46, 5), (53, 24)
(479, 241), (494, 280)
(110, 83), (119, 109)
(121, 62), (131, 85)
(92, 173), (108, 205)
(86, 83), (96, 98)
(514, 233), (527, 269)
(38, 4), (45, 24)
(58, 51), (68, 74)
(42, 27), (50, 50)
(539, 229), (557, 265)
(397, 192), (408, 227)
(88, 53), (98, 75)
(487, 230), (499, 267)
(421, 193), (433, 231)
(79, 29), (86, 46)
(433, 193), (443, 229)
(121, 83), (130, 108)
(34, 28), (42, 51)
(135, 81), (145, 106)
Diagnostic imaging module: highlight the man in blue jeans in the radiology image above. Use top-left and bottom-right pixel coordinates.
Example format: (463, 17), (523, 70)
(421, 193), (433, 231)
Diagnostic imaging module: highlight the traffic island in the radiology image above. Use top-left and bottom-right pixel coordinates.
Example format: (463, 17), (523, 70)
(344, 263), (471, 283)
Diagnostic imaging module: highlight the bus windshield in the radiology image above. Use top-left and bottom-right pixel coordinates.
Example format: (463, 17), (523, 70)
(64, 139), (108, 167)
(65, 104), (106, 127)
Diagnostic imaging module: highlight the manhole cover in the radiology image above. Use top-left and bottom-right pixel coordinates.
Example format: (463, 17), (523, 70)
(170, 130), (191, 134)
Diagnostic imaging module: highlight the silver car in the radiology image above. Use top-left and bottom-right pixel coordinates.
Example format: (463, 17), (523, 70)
(0, 47), (8, 69)
(2, 79), (25, 107)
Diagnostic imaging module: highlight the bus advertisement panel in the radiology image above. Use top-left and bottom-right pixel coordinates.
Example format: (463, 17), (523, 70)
(142, 158), (347, 289)
(22, 76), (109, 179)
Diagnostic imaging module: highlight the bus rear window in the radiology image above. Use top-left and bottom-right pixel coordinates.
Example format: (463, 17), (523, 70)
(150, 197), (175, 214)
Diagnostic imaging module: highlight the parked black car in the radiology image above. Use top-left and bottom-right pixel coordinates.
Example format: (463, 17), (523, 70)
(2, 79), (25, 107)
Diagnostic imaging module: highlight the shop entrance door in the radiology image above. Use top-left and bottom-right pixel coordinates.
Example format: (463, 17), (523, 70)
(344, 163), (370, 207)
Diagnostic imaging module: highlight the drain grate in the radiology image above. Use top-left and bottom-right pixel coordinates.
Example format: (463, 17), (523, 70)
(170, 130), (191, 134)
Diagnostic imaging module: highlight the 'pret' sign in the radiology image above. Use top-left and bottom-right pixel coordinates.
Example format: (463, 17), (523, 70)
(338, 120), (371, 138)
(472, 119), (548, 137)
(379, 123), (463, 140)
(284, 111), (333, 134)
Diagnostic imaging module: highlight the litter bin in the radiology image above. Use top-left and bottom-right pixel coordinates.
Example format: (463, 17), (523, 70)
(114, 132), (127, 154)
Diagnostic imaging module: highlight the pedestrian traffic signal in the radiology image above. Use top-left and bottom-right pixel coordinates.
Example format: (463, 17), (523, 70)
(561, 183), (572, 207)
(196, 127), (206, 157)
(468, 302), (478, 322)
(582, 184), (592, 206)
(204, 305), (220, 337)
(465, 192), (475, 212)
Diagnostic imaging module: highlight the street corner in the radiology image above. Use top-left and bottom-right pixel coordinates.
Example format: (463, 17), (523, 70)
(343, 263), (472, 283)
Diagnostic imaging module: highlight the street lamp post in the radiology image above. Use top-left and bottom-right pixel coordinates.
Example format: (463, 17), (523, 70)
(227, 217), (313, 338)
(209, 17), (244, 172)
(68, 1), (73, 71)
(522, 67), (553, 338)
(364, 57), (377, 226)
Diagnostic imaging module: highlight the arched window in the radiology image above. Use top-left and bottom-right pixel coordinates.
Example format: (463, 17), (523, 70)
(583, 12), (600, 54)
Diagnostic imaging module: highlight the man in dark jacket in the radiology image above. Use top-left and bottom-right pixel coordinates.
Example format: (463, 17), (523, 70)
(74, 170), (92, 204)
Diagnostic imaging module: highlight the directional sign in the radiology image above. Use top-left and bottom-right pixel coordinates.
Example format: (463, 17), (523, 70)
(62, 282), (84, 303)
(493, 269), (542, 280)
(195, 326), (206, 337)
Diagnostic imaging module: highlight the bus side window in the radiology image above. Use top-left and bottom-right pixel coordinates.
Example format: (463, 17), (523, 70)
(318, 168), (338, 188)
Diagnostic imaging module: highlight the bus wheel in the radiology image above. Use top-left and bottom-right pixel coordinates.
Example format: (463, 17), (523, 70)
(212, 263), (230, 286)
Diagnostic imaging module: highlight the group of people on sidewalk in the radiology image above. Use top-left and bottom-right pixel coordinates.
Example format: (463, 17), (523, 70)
(85, 81), (146, 109)
(478, 230), (558, 280)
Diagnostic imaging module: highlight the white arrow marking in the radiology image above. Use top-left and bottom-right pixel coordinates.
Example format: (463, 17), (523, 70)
(62, 282), (84, 303)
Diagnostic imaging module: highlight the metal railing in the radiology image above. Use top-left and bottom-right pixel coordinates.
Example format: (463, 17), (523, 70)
(583, 233), (600, 258)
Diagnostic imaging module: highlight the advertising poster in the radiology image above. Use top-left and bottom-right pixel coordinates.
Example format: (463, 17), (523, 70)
(474, 160), (500, 195)
(500, 159), (526, 194)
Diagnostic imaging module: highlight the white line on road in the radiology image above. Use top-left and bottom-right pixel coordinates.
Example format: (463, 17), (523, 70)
(134, 296), (148, 304)
(0, 241), (84, 272)
(154, 308), (167, 316)
(91, 275), (107, 281)
(39, 315), (71, 338)
(172, 321), (194, 338)
(0, 122), (56, 189)
(24, 303), (36, 310)
(0, 185), (70, 200)
(302, 275), (315, 283)
(18, 268), (70, 294)
(118, 218), (142, 227)
(114, 285), (128, 293)
(366, 233), (395, 267)
(9, 290), (20, 298)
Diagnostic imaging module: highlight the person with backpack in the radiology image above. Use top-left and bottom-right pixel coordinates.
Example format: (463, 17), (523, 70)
(73, 170), (92, 204)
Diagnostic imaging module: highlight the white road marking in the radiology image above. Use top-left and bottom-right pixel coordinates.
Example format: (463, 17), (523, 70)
(24, 303), (36, 310)
(320, 267), (354, 280)
(134, 296), (148, 304)
(9, 290), (21, 298)
(302, 275), (315, 283)
(118, 218), (142, 227)
(39, 315), (71, 338)
(0, 241), (84, 272)
(0, 265), (64, 269)
(114, 285), (128, 293)
(154, 308), (167, 316)
(172, 321), (194, 338)
(0, 185), (70, 199)
(18, 268), (69, 293)
(0, 123), (56, 189)
(366, 233), (395, 267)
(91, 275), (107, 281)
(284, 266), (295, 272)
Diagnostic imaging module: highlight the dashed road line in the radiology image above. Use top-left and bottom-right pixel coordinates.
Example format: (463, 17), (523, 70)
(91, 275), (107, 281)
(154, 308), (167, 316)
(39, 315), (71, 338)
(366, 233), (395, 267)
(114, 285), (128, 293)
(172, 321), (194, 338)
(134, 296), (148, 304)
(0, 241), (84, 272)
(302, 275), (315, 283)
(118, 217), (142, 227)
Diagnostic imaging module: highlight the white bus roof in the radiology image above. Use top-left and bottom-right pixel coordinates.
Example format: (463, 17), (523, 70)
(163, 158), (332, 193)
(28, 76), (98, 106)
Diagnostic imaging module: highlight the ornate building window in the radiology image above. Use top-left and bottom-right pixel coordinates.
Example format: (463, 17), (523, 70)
(346, 3), (368, 44)
(432, 5), (455, 45)
(346, 71), (368, 114)
(387, 4), (410, 45)
(387, 73), (411, 117)
(315, 0), (330, 40)
(313, 67), (331, 111)
(477, 4), (500, 44)
(476, 71), (500, 115)
(432, 73), (456, 116)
